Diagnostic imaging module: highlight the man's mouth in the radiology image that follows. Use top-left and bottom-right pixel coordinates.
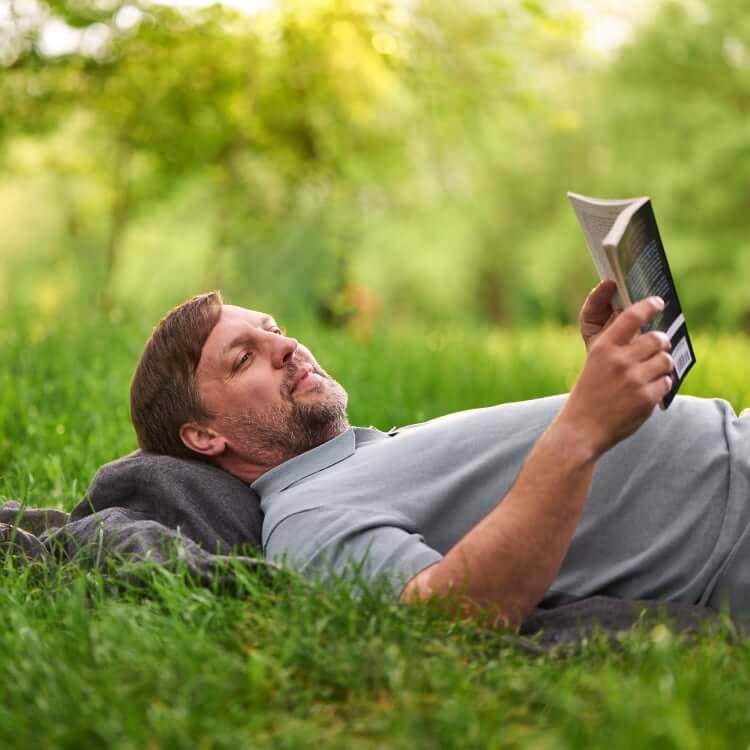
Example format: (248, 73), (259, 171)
(291, 364), (320, 394)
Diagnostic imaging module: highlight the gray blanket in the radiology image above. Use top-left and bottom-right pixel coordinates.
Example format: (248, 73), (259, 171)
(0, 451), (733, 647)
(1, 451), (270, 585)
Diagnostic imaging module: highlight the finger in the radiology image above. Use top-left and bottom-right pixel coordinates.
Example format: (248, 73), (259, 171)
(581, 280), (618, 321)
(605, 297), (665, 346)
(629, 330), (671, 362)
(643, 374), (673, 405)
(636, 350), (674, 382)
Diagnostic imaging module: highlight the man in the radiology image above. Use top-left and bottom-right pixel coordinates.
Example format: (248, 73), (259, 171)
(130, 283), (750, 626)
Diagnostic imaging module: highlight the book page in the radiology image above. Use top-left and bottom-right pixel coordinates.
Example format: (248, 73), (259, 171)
(573, 205), (623, 252)
(567, 193), (638, 309)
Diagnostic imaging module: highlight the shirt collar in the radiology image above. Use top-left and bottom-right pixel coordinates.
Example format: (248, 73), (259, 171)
(250, 426), (388, 497)
(249, 428), (353, 497)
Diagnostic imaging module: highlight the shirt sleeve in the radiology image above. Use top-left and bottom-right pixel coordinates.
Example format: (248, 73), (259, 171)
(263, 506), (443, 597)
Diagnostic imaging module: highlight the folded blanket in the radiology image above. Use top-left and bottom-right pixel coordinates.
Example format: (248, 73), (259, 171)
(519, 595), (730, 648)
(0, 451), (738, 646)
(1, 450), (270, 583)
(70, 450), (263, 552)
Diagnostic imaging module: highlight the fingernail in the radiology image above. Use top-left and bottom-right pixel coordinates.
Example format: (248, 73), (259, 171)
(658, 332), (671, 349)
(650, 296), (665, 310)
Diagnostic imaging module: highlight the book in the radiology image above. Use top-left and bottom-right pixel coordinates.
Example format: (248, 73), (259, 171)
(567, 192), (695, 409)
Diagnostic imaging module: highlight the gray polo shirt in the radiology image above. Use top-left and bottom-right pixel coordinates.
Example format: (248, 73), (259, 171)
(253, 395), (750, 610)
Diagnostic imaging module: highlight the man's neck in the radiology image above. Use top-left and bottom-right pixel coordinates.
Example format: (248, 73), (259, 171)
(217, 423), (350, 483)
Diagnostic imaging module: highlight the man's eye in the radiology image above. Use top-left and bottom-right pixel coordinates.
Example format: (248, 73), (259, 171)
(272, 327), (284, 335)
(237, 352), (252, 368)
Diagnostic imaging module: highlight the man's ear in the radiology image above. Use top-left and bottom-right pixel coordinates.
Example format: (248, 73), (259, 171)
(179, 421), (227, 457)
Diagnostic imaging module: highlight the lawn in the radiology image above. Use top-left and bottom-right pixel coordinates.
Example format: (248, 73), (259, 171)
(1, 306), (750, 749)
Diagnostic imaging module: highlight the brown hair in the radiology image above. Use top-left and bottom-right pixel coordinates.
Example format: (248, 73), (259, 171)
(130, 291), (224, 459)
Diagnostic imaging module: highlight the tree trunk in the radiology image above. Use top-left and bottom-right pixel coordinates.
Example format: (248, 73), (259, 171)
(98, 141), (130, 312)
(207, 145), (246, 291)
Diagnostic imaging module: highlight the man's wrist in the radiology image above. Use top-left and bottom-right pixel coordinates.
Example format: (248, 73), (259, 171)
(542, 411), (604, 467)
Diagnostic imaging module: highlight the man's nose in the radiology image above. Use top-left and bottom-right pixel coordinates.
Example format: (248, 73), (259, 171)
(271, 334), (298, 368)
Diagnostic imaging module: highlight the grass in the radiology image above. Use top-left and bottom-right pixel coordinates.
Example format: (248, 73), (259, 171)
(1, 304), (750, 748)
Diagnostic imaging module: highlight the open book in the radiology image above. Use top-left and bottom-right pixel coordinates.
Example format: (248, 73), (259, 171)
(568, 192), (695, 409)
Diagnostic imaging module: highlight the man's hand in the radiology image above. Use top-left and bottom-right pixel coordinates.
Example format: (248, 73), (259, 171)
(580, 280), (619, 352)
(562, 295), (673, 459)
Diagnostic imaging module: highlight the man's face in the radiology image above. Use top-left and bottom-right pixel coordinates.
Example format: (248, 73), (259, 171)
(191, 305), (348, 468)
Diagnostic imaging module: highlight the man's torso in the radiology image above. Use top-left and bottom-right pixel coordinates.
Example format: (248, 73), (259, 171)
(254, 395), (750, 605)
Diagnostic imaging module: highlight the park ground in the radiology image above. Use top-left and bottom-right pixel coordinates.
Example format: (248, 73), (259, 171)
(1, 309), (750, 749)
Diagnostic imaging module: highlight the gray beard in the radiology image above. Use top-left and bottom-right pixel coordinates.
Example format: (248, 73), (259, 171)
(217, 380), (349, 468)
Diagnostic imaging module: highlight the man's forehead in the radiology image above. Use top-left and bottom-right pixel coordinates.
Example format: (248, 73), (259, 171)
(221, 304), (273, 327)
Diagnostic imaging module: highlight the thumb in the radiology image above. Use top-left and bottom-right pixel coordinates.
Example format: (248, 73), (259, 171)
(581, 280), (618, 320)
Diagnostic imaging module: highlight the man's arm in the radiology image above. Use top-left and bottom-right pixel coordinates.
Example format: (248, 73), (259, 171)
(401, 296), (673, 627)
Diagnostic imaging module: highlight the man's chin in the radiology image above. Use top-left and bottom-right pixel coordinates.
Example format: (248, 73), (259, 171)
(291, 383), (325, 400)
(297, 381), (348, 427)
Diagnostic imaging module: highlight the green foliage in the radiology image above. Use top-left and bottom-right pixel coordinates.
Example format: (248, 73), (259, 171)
(1, 0), (419, 313)
(594, 0), (750, 328)
(2, 0), (750, 327)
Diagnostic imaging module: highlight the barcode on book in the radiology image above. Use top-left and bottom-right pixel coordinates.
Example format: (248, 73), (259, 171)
(672, 337), (692, 378)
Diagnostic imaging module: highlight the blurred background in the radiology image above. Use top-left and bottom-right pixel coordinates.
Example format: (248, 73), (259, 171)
(1, 0), (749, 333)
